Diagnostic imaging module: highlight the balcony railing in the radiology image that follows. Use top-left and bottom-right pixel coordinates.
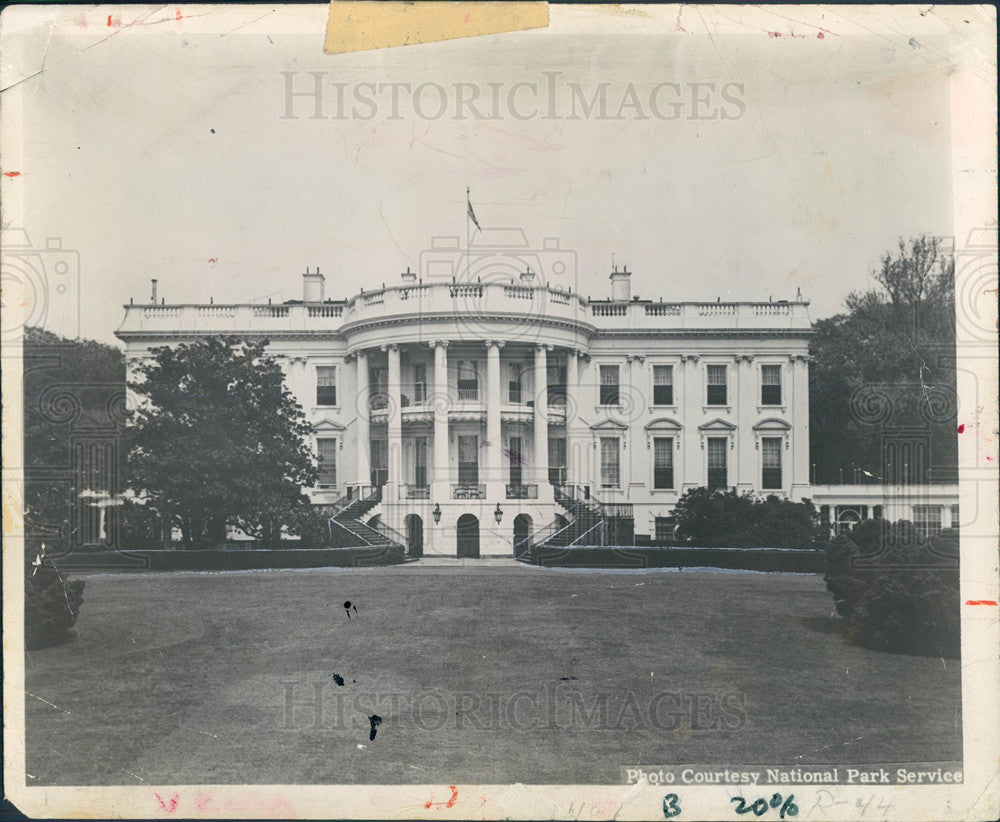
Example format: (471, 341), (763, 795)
(118, 289), (812, 339)
(505, 484), (538, 499)
(456, 387), (479, 401)
(452, 484), (486, 499)
(405, 485), (430, 499)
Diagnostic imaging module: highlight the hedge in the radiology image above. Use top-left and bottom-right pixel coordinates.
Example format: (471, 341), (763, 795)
(824, 522), (959, 658)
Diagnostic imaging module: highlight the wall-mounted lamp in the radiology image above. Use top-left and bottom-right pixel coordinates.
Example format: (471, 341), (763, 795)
(494, 503), (504, 524)
(432, 503), (442, 524)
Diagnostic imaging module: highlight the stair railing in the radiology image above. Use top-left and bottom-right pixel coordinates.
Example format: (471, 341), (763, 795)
(359, 516), (407, 548)
(514, 494), (584, 560)
(328, 517), (378, 547)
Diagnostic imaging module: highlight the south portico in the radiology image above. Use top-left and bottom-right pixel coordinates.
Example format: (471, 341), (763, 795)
(338, 335), (591, 557)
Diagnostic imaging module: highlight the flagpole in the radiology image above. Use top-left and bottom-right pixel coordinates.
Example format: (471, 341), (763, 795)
(466, 185), (471, 281)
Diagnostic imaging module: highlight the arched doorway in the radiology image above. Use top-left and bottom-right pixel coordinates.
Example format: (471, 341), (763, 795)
(404, 514), (423, 558)
(513, 514), (533, 553)
(456, 514), (480, 558)
(835, 507), (861, 537)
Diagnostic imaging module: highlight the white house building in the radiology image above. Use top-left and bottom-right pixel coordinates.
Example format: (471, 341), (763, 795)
(115, 243), (958, 557)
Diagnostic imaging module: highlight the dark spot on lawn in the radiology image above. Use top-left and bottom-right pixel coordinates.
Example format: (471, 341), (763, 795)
(332, 673), (345, 686)
(344, 601), (358, 618)
(344, 601), (351, 609)
(559, 676), (578, 681)
(210, 128), (215, 134)
(368, 714), (382, 740)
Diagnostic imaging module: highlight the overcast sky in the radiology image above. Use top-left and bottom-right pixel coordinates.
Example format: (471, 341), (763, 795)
(4, 4), (972, 345)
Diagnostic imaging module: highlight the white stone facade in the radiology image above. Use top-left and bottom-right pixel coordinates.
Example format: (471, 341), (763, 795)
(116, 265), (957, 555)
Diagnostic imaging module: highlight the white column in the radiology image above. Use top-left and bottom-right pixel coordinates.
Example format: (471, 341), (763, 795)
(386, 344), (401, 502)
(565, 350), (580, 489)
(355, 350), (371, 487)
(681, 355), (701, 489)
(534, 344), (550, 488)
(431, 341), (450, 498)
(791, 354), (811, 496)
(485, 341), (503, 495)
(736, 355), (755, 493)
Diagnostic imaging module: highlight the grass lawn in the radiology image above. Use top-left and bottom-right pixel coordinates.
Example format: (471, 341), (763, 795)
(24, 564), (962, 785)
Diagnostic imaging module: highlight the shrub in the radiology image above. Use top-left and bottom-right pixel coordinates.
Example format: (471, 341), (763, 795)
(824, 524), (959, 658)
(672, 487), (826, 548)
(117, 499), (169, 550)
(287, 506), (335, 549)
(25, 560), (86, 650)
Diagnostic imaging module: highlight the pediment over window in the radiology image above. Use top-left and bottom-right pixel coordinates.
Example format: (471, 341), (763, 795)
(645, 417), (682, 431)
(698, 418), (737, 432)
(590, 419), (628, 431)
(312, 418), (346, 433)
(753, 417), (792, 431)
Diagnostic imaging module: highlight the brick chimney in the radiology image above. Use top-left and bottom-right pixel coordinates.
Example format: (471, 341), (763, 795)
(303, 267), (325, 302)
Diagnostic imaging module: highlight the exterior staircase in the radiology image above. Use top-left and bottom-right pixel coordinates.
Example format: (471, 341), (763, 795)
(515, 485), (635, 560)
(327, 486), (406, 552)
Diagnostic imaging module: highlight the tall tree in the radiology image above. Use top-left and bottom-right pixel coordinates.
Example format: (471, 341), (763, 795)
(23, 327), (126, 554)
(126, 336), (318, 546)
(809, 235), (956, 485)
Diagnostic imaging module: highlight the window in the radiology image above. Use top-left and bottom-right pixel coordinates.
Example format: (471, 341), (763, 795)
(706, 365), (727, 406)
(413, 364), (426, 404)
(600, 437), (620, 488)
(508, 362), (523, 403)
(913, 505), (942, 538)
(547, 360), (567, 405)
(508, 436), (523, 485)
(458, 435), (479, 485)
(761, 437), (782, 489)
(370, 440), (387, 487)
(653, 365), (673, 406)
(369, 366), (387, 410)
(317, 438), (337, 487)
(707, 437), (727, 489)
(599, 365), (620, 405)
(316, 366), (337, 406)
(654, 516), (676, 544)
(761, 364), (782, 405)
(457, 360), (478, 400)
(950, 504), (960, 531)
(413, 437), (427, 487)
(548, 437), (566, 485)
(653, 437), (674, 489)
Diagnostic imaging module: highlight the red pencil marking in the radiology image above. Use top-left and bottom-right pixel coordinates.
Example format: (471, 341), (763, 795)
(154, 793), (180, 813)
(966, 600), (998, 606)
(957, 423), (966, 433)
(446, 786), (459, 808)
(176, 8), (183, 21)
(3, 171), (21, 177)
(424, 797), (434, 810)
